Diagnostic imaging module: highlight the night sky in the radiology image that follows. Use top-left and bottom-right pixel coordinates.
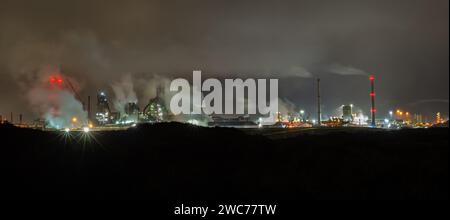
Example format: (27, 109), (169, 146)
(0, 0), (448, 121)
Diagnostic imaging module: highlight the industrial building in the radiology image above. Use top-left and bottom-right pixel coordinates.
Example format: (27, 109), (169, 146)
(143, 86), (168, 122)
(342, 105), (353, 122)
(95, 92), (120, 125)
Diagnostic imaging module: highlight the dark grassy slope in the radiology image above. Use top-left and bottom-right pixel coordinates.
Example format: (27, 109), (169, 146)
(0, 123), (448, 200)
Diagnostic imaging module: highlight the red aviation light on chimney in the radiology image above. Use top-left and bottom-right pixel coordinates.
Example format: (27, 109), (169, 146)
(49, 76), (56, 84)
(370, 92), (376, 97)
(371, 108), (377, 113)
(49, 76), (64, 89)
(369, 75), (375, 81)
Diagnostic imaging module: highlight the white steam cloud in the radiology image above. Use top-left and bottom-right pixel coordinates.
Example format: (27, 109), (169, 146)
(287, 65), (314, 78)
(111, 74), (138, 115)
(27, 67), (87, 129)
(328, 64), (369, 76)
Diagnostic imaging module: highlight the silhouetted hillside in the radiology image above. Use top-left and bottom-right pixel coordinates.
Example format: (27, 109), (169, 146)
(0, 123), (448, 200)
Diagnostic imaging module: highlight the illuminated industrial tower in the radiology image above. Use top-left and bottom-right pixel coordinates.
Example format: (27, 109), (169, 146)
(370, 75), (376, 127)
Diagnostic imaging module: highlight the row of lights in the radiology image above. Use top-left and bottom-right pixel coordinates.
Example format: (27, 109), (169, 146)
(64, 127), (90, 133)
(68, 116), (93, 133)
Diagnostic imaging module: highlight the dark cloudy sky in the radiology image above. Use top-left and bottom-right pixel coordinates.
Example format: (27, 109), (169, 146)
(0, 0), (448, 121)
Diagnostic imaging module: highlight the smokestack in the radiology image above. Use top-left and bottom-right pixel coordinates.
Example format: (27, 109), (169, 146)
(370, 75), (376, 127)
(10, 112), (13, 124)
(87, 95), (91, 122)
(317, 78), (321, 126)
(19, 114), (23, 124)
(157, 85), (163, 98)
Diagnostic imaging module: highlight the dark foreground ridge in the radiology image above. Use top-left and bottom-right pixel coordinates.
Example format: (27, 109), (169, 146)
(0, 123), (448, 200)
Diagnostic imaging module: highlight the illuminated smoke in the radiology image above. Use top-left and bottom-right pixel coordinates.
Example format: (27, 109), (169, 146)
(287, 66), (314, 78)
(328, 64), (369, 76)
(278, 98), (298, 115)
(137, 74), (172, 106)
(111, 74), (138, 115)
(41, 90), (87, 129)
(27, 66), (87, 129)
(135, 74), (211, 125)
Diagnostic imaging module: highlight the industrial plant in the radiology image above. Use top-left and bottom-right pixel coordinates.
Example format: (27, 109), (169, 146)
(0, 73), (448, 132)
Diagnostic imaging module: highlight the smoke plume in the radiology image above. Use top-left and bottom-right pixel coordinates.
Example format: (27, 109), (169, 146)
(27, 66), (87, 129)
(328, 64), (369, 76)
(111, 74), (138, 115)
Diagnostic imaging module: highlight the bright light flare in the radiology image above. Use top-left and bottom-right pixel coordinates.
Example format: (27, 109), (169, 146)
(83, 127), (90, 133)
(49, 76), (64, 85)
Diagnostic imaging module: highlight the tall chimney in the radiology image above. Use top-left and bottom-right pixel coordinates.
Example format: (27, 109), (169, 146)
(87, 95), (91, 122)
(317, 78), (321, 126)
(10, 112), (13, 124)
(19, 114), (23, 124)
(370, 75), (376, 127)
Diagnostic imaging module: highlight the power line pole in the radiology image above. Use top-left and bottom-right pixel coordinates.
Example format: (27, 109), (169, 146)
(317, 78), (321, 126)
